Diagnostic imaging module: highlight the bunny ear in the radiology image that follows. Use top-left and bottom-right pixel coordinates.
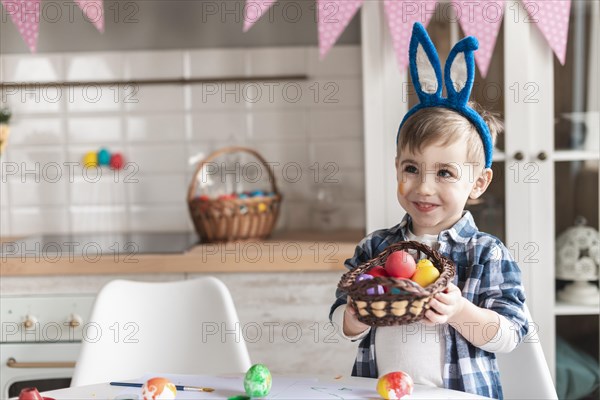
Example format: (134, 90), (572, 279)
(408, 22), (443, 104)
(444, 36), (478, 106)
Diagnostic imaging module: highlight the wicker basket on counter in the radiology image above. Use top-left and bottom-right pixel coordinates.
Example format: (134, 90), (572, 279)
(187, 146), (282, 243)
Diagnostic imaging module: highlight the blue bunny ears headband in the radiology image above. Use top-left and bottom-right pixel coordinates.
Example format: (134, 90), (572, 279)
(397, 22), (494, 168)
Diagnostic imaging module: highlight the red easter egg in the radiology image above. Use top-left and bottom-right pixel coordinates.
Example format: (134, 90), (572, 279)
(368, 265), (389, 278)
(110, 153), (125, 170)
(376, 371), (414, 399)
(385, 250), (416, 279)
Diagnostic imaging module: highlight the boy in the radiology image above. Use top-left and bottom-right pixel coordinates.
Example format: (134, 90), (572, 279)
(329, 23), (528, 399)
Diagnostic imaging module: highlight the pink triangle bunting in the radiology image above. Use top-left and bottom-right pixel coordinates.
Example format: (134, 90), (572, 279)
(454, 0), (503, 78)
(384, 0), (438, 72)
(243, 0), (278, 32)
(522, 0), (571, 65)
(1, 0), (41, 53)
(75, 0), (105, 33)
(317, 0), (363, 59)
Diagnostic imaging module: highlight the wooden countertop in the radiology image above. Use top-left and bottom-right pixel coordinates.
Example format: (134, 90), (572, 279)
(0, 230), (363, 276)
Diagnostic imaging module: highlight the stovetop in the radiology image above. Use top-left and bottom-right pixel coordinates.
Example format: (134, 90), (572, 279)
(1, 232), (199, 257)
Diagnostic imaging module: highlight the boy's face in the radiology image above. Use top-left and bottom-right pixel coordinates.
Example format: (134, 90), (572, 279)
(395, 141), (492, 236)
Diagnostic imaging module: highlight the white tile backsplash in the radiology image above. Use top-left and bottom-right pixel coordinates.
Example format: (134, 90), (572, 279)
(68, 116), (122, 143)
(70, 205), (128, 233)
(8, 178), (68, 206)
(0, 209), (9, 234)
(64, 53), (125, 82)
(188, 49), (249, 78)
(1, 54), (64, 82)
(127, 143), (188, 173)
(11, 207), (70, 235)
(8, 117), (64, 146)
(190, 112), (246, 141)
(1, 46), (364, 235)
(127, 174), (187, 204)
(125, 51), (185, 80)
(124, 86), (185, 112)
(129, 205), (191, 231)
(70, 176), (128, 205)
(126, 114), (186, 142)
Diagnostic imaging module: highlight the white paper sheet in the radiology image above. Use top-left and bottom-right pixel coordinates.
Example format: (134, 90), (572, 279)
(113, 373), (324, 400)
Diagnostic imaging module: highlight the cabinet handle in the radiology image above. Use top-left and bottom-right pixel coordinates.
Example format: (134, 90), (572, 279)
(513, 151), (524, 161)
(6, 357), (75, 369)
(537, 151), (548, 161)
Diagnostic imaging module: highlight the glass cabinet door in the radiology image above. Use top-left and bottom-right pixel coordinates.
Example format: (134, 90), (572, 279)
(553, 2), (599, 396)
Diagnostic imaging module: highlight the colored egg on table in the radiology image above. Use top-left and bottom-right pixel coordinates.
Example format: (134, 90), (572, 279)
(238, 193), (249, 199)
(82, 151), (98, 168)
(251, 190), (264, 197)
(257, 203), (267, 213)
(244, 364), (272, 397)
(97, 148), (111, 166)
(110, 153), (125, 170)
(376, 371), (414, 399)
(141, 377), (177, 400)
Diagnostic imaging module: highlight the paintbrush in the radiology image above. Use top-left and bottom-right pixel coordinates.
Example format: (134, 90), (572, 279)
(110, 381), (215, 392)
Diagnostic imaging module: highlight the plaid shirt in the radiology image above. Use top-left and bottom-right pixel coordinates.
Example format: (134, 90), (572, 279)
(329, 211), (529, 399)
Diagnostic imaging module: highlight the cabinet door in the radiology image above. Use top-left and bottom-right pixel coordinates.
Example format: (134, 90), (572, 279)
(552, 0), (600, 389)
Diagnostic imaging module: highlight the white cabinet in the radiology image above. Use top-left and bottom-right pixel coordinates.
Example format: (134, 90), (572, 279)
(361, 0), (599, 383)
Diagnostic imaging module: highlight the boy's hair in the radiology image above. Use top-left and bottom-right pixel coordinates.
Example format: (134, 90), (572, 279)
(397, 101), (503, 166)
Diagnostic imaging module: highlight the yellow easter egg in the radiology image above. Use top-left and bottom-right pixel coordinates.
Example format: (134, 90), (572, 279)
(83, 151), (98, 168)
(257, 203), (267, 213)
(411, 263), (440, 287)
(416, 259), (434, 270)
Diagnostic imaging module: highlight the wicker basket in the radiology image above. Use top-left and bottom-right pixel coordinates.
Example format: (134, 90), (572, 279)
(187, 146), (282, 243)
(337, 241), (455, 326)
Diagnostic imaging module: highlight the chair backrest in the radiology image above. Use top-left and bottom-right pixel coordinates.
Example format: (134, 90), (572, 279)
(496, 306), (558, 399)
(71, 277), (251, 387)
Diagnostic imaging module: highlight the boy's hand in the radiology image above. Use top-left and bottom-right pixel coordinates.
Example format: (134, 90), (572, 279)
(343, 296), (370, 336)
(423, 283), (465, 325)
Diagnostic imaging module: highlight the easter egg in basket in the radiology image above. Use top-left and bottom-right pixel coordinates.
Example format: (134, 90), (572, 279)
(367, 265), (389, 278)
(385, 250), (416, 278)
(411, 259), (440, 287)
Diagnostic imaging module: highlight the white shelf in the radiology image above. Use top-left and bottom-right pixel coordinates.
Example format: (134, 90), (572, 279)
(553, 150), (600, 162)
(554, 301), (600, 316)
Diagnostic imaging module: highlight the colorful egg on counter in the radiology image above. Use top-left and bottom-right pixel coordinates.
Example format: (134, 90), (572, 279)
(250, 190), (264, 197)
(385, 250), (416, 279)
(376, 371), (414, 399)
(244, 364), (272, 398)
(238, 193), (249, 199)
(97, 148), (111, 166)
(110, 153), (125, 170)
(83, 151), (98, 168)
(141, 377), (177, 400)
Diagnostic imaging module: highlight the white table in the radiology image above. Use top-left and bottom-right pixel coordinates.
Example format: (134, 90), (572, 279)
(41, 374), (489, 399)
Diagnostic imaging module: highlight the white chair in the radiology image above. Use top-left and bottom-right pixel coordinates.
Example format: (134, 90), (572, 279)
(71, 277), (251, 387)
(497, 306), (558, 399)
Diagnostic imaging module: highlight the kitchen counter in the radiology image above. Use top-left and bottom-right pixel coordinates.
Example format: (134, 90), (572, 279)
(0, 230), (363, 276)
